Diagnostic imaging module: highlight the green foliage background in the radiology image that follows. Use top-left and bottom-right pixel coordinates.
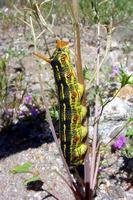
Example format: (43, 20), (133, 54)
(79, 0), (133, 25)
(1, 0), (133, 26)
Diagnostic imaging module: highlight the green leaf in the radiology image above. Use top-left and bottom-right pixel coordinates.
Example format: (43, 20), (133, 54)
(0, 58), (6, 71)
(128, 118), (133, 122)
(23, 175), (41, 186)
(10, 162), (33, 174)
(128, 74), (133, 85)
(122, 144), (133, 158)
(125, 128), (133, 137)
(83, 67), (91, 81)
(50, 106), (59, 120)
(119, 69), (132, 87)
(128, 118), (133, 123)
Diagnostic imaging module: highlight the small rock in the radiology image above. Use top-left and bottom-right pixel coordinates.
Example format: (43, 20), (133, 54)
(108, 186), (125, 199)
(102, 97), (132, 121)
(117, 85), (133, 100)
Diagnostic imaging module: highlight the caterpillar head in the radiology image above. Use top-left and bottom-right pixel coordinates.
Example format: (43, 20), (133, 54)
(33, 40), (70, 64)
(51, 40), (70, 64)
(56, 39), (69, 49)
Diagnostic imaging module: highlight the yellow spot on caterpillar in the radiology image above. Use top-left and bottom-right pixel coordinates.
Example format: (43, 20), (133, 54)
(63, 103), (66, 121)
(60, 84), (64, 100)
(55, 65), (61, 81)
(63, 124), (66, 143)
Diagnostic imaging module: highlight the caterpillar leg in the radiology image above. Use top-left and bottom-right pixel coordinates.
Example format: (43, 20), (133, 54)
(79, 105), (87, 121)
(71, 126), (88, 146)
(77, 83), (84, 100)
(71, 143), (88, 165)
(71, 106), (87, 125)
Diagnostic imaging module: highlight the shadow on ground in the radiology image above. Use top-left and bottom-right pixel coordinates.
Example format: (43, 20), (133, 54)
(109, 155), (133, 191)
(119, 156), (133, 190)
(0, 112), (57, 159)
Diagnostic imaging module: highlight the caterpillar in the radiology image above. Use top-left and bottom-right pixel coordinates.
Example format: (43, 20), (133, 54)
(34, 40), (88, 166)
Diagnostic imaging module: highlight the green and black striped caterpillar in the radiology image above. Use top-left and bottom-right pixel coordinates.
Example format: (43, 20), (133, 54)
(34, 40), (88, 166)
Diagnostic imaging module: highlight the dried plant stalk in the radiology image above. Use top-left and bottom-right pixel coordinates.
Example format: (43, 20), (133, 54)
(71, 1), (91, 199)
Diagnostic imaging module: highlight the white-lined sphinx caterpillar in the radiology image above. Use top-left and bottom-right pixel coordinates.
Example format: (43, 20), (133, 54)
(34, 40), (88, 166)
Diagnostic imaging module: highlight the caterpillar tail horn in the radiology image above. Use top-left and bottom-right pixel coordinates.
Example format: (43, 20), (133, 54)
(33, 52), (51, 64)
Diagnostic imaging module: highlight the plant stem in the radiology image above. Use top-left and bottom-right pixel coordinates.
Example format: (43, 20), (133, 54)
(72, 0), (85, 94)
(92, 152), (100, 190)
(71, 1), (91, 199)
(90, 22), (101, 190)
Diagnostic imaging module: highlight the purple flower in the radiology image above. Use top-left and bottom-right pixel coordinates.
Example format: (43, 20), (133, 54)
(24, 95), (32, 104)
(112, 66), (120, 77)
(113, 134), (127, 150)
(30, 107), (39, 117)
